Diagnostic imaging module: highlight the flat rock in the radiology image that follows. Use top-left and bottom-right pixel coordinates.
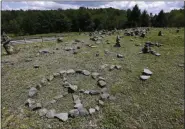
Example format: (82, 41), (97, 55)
(98, 77), (105, 81)
(98, 80), (107, 87)
(47, 75), (54, 81)
(84, 90), (90, 94)
(100, 64), (109, 69)
(30, 103), (42, 110)
(115, 65), (122, 70)
(100, 93), (110, 100)
(53, 72), (60, 77)
(101, 87), (108, 93)
(95, 105), (100, 111)
(89, 90), (100, 95)
(74, 103), (83, 109)
(109, 65), (115, 71)
(69, 109), (79, 117)
(78, 108), (89, 116)
(64, 47), (73, 51)
(91, 72), (100, 79)
(66, 69), (75, 74)
(140, 75), (150, 80)
(46, 109), (56, 118)
(55, 113), (68, 121)
(98, 100), (104, 106)
(39, 108), (48, 117)
(54, 95), (63, 100)
(117, 54), (124, 58)
(82, 70), (91, 76)
(28, 87), (38, 97)
(59, 70), (66, 75)
(143, 68), (153, 75)
(68, 85), (78, 92)
(89, 108), (96, 114)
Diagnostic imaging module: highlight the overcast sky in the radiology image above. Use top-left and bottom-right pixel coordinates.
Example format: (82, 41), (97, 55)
(2, 1), (184, 14)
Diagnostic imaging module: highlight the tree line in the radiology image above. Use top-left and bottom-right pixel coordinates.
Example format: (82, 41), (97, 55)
(1, 5), (184, 35)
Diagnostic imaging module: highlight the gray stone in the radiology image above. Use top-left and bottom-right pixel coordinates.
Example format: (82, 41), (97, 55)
(140, 75), (150, 80)
(109, 65), (115, 71)
(46, 109), (56, 118)
(54, 95), (63, 100)
(98, 77), (105, 81)
(89, 90), (100, 95)
(59, 70), (66, 75)
(66, 69), (75, 74)
(91, 72), (100, 79)
(101, 87), (108, 93)
(35, 84), (42, 90)
(74, 103), (83, 109)
(143, 68), (153, 75)
(82, 70), (91, 76)
(64, 47), (73, 51)
(28, 87), (38, 97)
(89, 108), (96, 114)
(75, 69), (83, 74)
(40, 78), (47, 86)
(117, 54), (124, 58)
(115, 65), (122, 70)
(25, 98), (35, 107)
(100, 64), (109, 69)
(98, 100), (104, 106)
(84, 90), (90, 94)
(39, 49), (49, 54)
(98, 80), (107, 87)
(39, 108), (48, 117)
(30, 103), (42, 110)
(100, 93), (110, 100)
(49, 100), (57, 104)
(154, 53), (161, 56)
(63, 81), (71, 87)
(55, 113), (68, 121)
(47, 75), (54, 81)
(95, 105), (100, 111)
(73, 95), (81, 104)
(53, 72), (60, 77)
(69, 85), (78, 92)
(69, 109), (79, 117)
(78, 108), (89, 116)
(33, 65), (39, 68)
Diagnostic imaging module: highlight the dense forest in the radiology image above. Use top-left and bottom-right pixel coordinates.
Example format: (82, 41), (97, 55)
(1, 5), (184, 35)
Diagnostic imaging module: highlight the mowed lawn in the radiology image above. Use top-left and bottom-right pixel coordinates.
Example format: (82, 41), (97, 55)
(1, 28), (184, 129)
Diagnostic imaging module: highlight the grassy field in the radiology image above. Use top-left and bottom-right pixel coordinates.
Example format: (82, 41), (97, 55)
(1, 28), (184, 129)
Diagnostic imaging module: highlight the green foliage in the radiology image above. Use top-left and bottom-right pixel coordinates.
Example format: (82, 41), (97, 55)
(1, 5), (184, 35)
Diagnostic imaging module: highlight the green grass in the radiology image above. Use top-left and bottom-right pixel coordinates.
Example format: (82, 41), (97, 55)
(2, 28), (184, 129)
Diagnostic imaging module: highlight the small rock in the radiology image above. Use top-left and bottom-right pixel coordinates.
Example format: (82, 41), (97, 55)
(75, 69), (83, 74)
(78, 108), (89, 116)
(98, 100), (104, 106)
(89, 108), (96, 114)
(89, 90), (100, 95)
(59, 70), (66, 75)
(98, 77), (105, 81)
(98, 80), (107, 87)
(101, 87), (108, 93)
(39, 108), (48, 117)
(95, 105), (100, 111)
(25, 58), (32, 62)
(117, 54), (124, 58)
(82, 70), (91, 76)
(115, 65), (122, 70)
(140, 75), (150, 80)
(34, 65), (39, 68)
(63, 81), (71, 87)
(30, 103), (42, 110)
(66, 69), (75, 74)
(55, 113), (68, 121)
(54, 95), (63, 100)
(84, 90), (90, 94)
(74, 103), (83, 109)
(109, 65), (115, 71)
(40, 78), (47, 86)
(28, 87), (38, 97)
(68, 85), (78, 92)
(53, 72), (60, 77)
(47, 75), (54, 81)
(100, 93), (110, 100)
(69, 109), (79, 117)
(36, 84), (42, 90)
(100, 64), (109, 69)
(64, 47), (73, 51)
(143, 68), (153, 75)
(46, 109), (56, 118)
(91, 72), (100, 79)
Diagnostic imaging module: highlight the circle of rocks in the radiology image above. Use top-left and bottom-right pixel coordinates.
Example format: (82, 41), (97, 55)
(25, 69), (114, 122)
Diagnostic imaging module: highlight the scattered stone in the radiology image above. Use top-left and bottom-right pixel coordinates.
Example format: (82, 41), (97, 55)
(55, 113), (68, 121)
(109, 65), (116, 71)
(98, 77), (105, 81)
(30, 103), (42, 110)
(57, 37), (63, 43)
(84, 90), (90, 94)
(64, 47), (73, 51)
(75, 39), (81, 42)
(115, 65), (122, 70)
(66, 69), (75, 74)
(82, 70), (91, 76)
(178, 64), (184, 67)
(117, 54), (124, 58)
(75, 69), (83, 74)
(47, 75), (54, 81)
(39, 108), (48, 117)
(95, 105), (100, 111)
(46, 109), (56, 119)
(100, 93), (110, 100)
(49, 100), (57, 104)
(143, 68), (153, 75)
(73, 50), (78, 54)
(154, 53), (161, 56)
(78, 108), (89, 116)
(89, 90), (100, 95)
(69, 109), (79, 117)
(28, 87), (38, 98)
(73, 95), (81, 104)
(33, 65), (39, 68)
(53, 72), (60, 78)
(39, 49), (49, 54)
(60, 70), (66, 75)
(74, 103), (83, 109)
(98, 80), (107, 87)
(68, 85), (78, 92)
(63, 81), (71, 87)
(98, 100), (104, 106)
(114, 35), (121, 47)
(25, 58), (32, 62)
(54, 95), (63, 100)
(36, 84), (42, 90)
(91, 72), (100, 79)
(101, 87), (108, 93)
(89, 108), (96, 114)
(100, 64), (109, 69)
(140, 75), (150, 80)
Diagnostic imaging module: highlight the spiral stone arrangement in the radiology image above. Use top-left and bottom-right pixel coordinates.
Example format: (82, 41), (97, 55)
(25, 68), (116, 122)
